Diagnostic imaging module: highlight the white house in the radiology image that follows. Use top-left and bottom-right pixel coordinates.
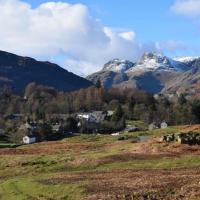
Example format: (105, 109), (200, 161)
(23, 136), (36, 144)
(161, 122), (168, 129)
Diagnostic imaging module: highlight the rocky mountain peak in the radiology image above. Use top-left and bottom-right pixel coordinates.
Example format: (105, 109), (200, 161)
(141, 52), (162, 60)
(126, 52), (190, 73)
(102, 59), (135, 72)
(130, 52), (174, 71)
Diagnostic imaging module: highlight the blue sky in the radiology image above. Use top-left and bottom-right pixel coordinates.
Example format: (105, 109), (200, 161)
(25, 0), (197, 45)
(0, 0), (200, 75)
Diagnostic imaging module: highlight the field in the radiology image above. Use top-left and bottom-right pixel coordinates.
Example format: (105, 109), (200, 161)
(1, 125), (200, 200)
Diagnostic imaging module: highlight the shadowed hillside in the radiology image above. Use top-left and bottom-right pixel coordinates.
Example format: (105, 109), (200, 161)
(0, 50), (92, 93)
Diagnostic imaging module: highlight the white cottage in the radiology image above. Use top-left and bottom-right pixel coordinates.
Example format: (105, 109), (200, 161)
(23, 136), (36, 144)
(161, 122), (168, 129)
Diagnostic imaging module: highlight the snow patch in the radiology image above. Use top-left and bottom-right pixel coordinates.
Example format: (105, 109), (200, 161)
(173, 56), (199, 63)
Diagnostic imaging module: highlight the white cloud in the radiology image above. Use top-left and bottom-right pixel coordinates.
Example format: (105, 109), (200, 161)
(0, 0), (161, 75)
(118, 31), (135, 41)
(171, 0), (200, 17)
(0, 0), (195, 79)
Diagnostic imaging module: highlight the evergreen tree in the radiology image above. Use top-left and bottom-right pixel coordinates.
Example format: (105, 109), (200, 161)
(112, 105), (124, 122)
(127, 101), (134, 119)
(178, 94), (187, 105)
(35, 108), (45, 121)
(192, 100), (200, 123)
(95, 79), (102, 88)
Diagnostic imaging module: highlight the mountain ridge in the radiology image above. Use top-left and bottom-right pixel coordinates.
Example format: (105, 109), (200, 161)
(0, 50), (92, 93)
(87, 52), (200, 95)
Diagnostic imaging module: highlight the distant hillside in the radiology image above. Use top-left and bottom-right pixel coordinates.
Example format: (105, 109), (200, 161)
(163, 59), (200, 98)
(0, 50), (92, 93)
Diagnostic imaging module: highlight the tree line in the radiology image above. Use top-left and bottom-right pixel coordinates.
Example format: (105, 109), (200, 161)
(0, 82), (200, 126)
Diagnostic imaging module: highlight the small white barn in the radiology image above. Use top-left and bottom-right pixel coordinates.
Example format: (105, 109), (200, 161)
(78, 113), (91, 121)
(111, 132), (120, 136)
(23, 136), (36, 144)
(161, 122), (168, 129)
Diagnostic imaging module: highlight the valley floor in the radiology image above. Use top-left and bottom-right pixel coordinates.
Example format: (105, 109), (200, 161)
(1, 125), (200, 200)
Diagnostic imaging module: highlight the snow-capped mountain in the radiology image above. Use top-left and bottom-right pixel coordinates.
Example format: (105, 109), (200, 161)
(87, 52), (200, 95)
(101, 52), (190, 73)
(129, 52), (189, 72)
(103, 59), (135, 72)
(128, 52), (173, 72)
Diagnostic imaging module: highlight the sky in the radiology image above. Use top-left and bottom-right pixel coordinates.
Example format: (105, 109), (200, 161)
(0, 0), (200, 75)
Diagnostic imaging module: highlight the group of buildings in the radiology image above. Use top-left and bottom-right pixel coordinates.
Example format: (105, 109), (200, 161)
(1, 111), (169, 145)
(22, 111), (114, 144)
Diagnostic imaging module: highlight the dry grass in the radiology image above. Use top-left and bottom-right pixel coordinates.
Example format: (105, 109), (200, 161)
(0, 125), (200, 199)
